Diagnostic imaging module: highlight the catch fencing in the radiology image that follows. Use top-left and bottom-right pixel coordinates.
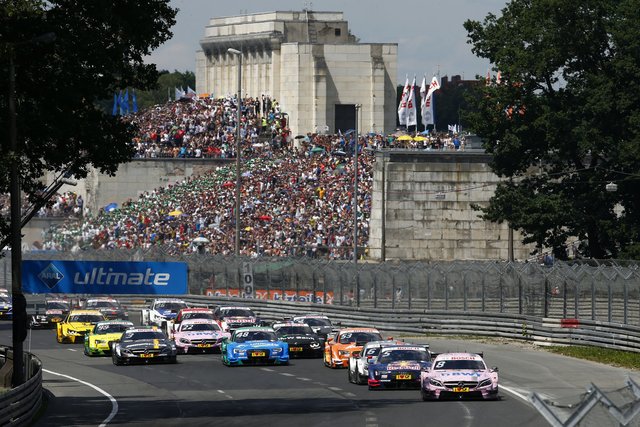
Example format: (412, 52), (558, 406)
(3, 248), (640, 324)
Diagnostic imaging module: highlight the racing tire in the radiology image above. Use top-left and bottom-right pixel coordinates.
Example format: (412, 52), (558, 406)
(348, 368), (354, 383)
(83, 346), (91, 356)
(168, 356), (178, 364)
(56, 333), (64, 344)
(421, 390), (432, 401)
(112, 354), (123, 366)
(355, 370), (364, 385)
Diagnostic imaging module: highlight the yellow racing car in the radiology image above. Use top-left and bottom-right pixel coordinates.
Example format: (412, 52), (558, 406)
(56, 309), (105, 344)
(84, 320), (134, 356)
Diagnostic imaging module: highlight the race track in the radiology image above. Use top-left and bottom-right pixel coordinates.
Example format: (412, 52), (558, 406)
(1, 312), (637, 427)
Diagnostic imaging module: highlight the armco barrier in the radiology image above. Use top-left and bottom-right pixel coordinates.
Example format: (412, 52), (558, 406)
(102, 294), (640, 353)
(0, 348), (42, 426)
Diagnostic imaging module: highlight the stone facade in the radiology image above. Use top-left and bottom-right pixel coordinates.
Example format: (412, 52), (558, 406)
(196, 11), (397, 136)
(368, 150), (535, 261)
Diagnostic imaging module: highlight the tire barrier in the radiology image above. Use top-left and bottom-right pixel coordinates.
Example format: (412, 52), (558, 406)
(0, 347), (42, 426)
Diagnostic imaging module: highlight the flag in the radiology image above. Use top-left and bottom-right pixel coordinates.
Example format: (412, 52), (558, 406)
(422, 91), (435, 126)
(118, 90), (125, 115)
(448, 124), (458, 133)
(397, 75), (410, 125)
(112, 93), (118, 116)
(175, 87), (186, 100)
(132, 90), (138, 113)
(123, 89), (129, 115)
(406, 76), (417, 127)
(421, 75), (439, 127)
(426, 75), (440, 100)
(187, 86), (197, 98)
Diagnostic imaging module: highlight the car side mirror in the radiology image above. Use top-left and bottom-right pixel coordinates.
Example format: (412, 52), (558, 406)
(491, 367), (499, 373)
(327, 337), (334, 343)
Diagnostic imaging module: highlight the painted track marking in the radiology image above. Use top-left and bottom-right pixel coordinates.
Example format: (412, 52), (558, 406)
(43, 368), (118, 427)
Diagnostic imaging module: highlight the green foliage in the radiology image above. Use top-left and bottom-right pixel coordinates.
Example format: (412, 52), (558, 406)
(0, 0), (177, 244)
(547, 345), (640, 370)
(135, 70), (195, 109)
(463, 0), (640, 259)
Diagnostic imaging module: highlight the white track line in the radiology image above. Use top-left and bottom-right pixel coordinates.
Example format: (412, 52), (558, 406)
(500, 384), (529, 402)
(43, 368), (118, 427)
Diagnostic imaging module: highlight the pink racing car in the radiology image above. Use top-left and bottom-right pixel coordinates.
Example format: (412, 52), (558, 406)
(420, 352), (499, 400)
(172, 319), (230, 354)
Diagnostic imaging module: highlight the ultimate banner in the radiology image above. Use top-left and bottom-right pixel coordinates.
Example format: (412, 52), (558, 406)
(22, 260), (188, 295)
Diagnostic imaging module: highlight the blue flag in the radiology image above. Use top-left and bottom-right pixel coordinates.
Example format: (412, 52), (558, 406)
(132, 90), (138, 113)
(118, 90), (124, 115)
(123, 89), (130, 115)
(112, 93), (118, 116)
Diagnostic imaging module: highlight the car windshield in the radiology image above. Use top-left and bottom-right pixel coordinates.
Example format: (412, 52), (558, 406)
(69, 314), (103, 323)
(338, 332), (382, 344)
(183, 312), (214, 321)
(46, 301), (69, 310)
(156, 302), (186, 311)
(433, 359), (486, 370)
(276, 325), (314, 336)
(87, 301), (119, 309)
(233, 330), (277, 343)
(180, 323), (220, 332)
(0, 296), (10, 304)
(122, 331), (166, 341)
(301, 318), (331, 327)
(377, 349), (430, 364)
(221, 308), (255, 317)
(94, 323), (132, 334)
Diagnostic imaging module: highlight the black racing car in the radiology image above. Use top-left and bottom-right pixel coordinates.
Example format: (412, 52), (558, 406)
(28, 299), (70, 328)
(272, 322), (324, 358)
(85, 298), (128, 320)
(112, 327), (177, 365)
(292, 314), (334, 337)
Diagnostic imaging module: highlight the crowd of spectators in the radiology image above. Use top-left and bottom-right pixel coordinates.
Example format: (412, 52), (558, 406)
(0, 192), (83, 219)
(26, 92), (471, 258)
(42, 139), (373, 258)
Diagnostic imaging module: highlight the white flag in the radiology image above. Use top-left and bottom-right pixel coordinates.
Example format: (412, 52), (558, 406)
(422, 93), (434, 126)
(397, 75), (410, 125)
(406, 76), (417, 126)
(426, 75), (440, 101)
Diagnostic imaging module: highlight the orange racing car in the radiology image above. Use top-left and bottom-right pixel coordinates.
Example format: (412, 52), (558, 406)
(324, 327), (383, 368)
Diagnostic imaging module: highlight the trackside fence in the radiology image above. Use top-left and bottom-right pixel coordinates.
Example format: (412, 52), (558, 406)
(6, 250), (640, 324)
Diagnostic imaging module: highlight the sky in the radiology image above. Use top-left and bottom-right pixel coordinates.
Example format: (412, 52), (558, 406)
(147, 0), (509, 84)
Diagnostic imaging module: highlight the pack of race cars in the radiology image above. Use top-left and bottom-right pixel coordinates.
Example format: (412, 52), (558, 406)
(49, 297), (500, 400)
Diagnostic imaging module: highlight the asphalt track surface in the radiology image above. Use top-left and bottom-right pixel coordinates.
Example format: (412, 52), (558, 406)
(1, 313), (638, 427)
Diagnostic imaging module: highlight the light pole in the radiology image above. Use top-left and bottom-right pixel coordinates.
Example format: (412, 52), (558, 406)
(354, 104), (361, 307)
(228, 48), (242, 256)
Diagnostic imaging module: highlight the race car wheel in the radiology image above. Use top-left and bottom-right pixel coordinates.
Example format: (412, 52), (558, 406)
(421, 390), (432, 401)
(112, 354), (123, 366)
(56, 333), (64, 344)
(83, 346), (91, 356)
(168, 356), (177, 364)
(348, 368), (354, 383)
(355, 370), (364, 385)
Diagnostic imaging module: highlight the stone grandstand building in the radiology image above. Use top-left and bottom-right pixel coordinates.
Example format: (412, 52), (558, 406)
(195, 10), (397, 136)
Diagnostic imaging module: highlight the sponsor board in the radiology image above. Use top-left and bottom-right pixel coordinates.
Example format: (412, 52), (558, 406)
(23, 260), (187, 295)
(206, 288), (334, 304)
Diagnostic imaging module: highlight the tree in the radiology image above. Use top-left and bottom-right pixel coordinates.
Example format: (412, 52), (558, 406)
(463, 0), (640, 259)
(0, 0), (177, 244)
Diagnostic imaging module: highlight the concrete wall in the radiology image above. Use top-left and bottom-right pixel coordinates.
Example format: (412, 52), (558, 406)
(368, 150), (534, 261)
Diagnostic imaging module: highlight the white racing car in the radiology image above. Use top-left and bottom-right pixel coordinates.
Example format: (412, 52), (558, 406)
(348, 340), (399, 385)
(141, 298), (188, 327)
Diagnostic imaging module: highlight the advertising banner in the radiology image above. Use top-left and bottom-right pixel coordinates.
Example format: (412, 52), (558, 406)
(23, 260), (188, 295)
(205, 288), (334, 304)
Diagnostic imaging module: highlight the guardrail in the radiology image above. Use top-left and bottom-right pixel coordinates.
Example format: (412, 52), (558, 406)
(110, 294), (640, 353)
(0, 347), (42, 426)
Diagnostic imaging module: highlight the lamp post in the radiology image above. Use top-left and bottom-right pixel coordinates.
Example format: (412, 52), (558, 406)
(228, 48), (242, 256)
(354, 104), (361, 307)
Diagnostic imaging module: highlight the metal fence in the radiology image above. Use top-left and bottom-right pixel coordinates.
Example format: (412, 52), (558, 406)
(2, 248), (640, 324)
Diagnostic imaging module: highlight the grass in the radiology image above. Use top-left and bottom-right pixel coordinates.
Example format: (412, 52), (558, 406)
(545, 345), (640, 370)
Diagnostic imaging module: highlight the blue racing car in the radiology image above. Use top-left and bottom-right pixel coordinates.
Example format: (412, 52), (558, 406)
(368, 345), (431, 390)
(221, 326), (289, 366)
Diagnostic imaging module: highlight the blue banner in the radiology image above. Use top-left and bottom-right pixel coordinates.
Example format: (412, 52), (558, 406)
(22, 260), (188, 295)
